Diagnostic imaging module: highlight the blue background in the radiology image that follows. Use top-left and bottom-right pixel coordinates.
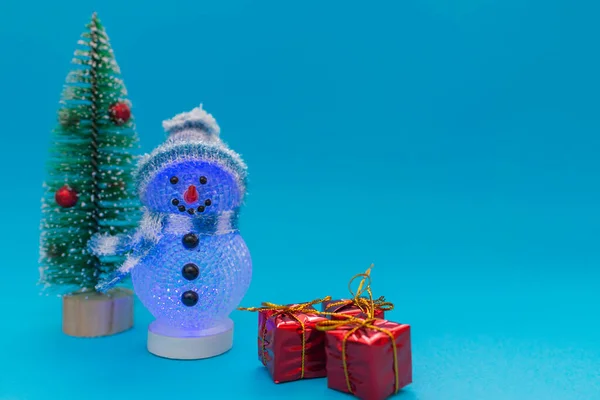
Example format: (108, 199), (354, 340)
(0, 0), (599, 399)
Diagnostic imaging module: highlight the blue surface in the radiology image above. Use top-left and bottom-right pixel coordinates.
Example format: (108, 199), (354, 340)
(1, 1), (599, 399)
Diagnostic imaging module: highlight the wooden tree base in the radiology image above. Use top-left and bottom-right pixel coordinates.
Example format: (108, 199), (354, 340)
(62, 288), (134, 338)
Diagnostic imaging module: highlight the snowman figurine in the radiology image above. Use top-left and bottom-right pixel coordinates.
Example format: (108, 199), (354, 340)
(90, 105), (252, 359)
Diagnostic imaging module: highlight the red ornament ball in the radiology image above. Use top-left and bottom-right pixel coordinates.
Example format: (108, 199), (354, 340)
(55, 185), (78, 208)
(109, 102), (131, 125)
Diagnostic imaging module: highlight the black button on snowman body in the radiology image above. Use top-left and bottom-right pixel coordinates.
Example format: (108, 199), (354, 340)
(181, 235), (200, 307)
(182, 263), (200, 281)
(181, 290), (199, 307)
(182, 233), (199, 249)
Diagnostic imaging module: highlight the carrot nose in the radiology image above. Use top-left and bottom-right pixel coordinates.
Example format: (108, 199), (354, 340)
(183, 185), (199, 204)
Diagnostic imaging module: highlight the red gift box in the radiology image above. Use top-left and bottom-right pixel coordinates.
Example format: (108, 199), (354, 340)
(241, 297), (330, 384)
(317, 317), (412, 400)
(321, 296), (390, 320)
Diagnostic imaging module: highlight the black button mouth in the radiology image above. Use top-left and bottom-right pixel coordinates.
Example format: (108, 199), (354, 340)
(174, 196), (213, 215)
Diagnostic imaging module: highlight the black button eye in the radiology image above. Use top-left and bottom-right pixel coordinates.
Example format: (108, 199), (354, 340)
(170, 176), (179, 184)
(199, 176), (207, 185)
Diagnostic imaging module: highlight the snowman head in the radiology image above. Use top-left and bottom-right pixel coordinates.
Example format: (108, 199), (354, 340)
(135, 105), (247, 216)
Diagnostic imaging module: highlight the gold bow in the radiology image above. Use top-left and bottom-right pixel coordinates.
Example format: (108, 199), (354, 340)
(238, 296), (331, 379)
(324, 265), (394, 317)
(316, 315), (400, 395)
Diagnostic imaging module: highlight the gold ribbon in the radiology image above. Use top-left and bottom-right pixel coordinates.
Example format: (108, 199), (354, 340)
(324, 265), (394, 317)
(238, 296), (331, 379)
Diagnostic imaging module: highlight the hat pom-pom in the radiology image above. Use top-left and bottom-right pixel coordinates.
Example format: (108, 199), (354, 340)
(162, 104), (221, 137)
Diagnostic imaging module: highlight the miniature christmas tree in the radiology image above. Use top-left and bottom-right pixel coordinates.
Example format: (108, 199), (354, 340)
(39, 12), (140, 337)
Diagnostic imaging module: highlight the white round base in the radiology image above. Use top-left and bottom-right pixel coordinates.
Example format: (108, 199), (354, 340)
(147, 319), (234, 360)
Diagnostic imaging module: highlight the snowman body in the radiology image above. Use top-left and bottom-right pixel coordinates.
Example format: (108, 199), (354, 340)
(132, 224), (252, 331)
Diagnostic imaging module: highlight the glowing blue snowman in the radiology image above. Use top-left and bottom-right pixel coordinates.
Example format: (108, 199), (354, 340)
(91, 105), (251, 359)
